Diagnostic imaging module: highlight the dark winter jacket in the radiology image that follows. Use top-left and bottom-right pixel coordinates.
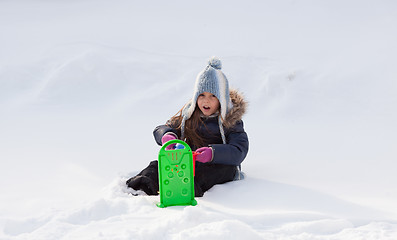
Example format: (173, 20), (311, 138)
(153, 89), (249, 166)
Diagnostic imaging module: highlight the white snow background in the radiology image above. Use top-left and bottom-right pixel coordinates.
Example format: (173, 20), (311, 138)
(1, 0), (397, 239)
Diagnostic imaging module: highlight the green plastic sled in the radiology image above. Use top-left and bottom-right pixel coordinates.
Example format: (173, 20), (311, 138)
(157, 139), (197, 208)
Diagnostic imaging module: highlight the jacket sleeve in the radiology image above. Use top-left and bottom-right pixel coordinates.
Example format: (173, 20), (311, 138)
(153, 124), (180, 146)
(210, 120), (249, 166)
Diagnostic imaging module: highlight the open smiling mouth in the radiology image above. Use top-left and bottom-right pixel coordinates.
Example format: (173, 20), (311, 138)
(203, 106), (210, 110)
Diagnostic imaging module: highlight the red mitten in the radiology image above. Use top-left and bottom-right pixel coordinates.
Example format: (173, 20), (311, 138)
(195, 147), (213, 163)
(161, 134), (177, 150)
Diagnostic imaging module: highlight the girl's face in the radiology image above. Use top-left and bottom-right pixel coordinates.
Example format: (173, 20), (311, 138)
(197, 92), (220, 116)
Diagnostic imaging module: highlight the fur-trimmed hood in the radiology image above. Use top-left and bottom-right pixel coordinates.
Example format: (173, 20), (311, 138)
(223, 89), (248, 129)
(180, 88), (247, 144)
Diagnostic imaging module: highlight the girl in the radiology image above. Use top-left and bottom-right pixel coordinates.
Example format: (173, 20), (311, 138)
(126, 57), (249, 197)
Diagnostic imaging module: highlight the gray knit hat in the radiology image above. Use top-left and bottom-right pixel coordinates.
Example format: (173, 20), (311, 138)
(180, 56), (233, 144)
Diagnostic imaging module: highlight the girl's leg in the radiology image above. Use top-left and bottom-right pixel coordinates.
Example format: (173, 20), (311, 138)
(126, 161), (159, 195)
(126, 161), (237, 197)
(194, 163), (237, 197)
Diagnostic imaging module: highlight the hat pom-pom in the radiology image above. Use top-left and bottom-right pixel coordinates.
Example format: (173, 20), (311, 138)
(208, 56), (222, 70)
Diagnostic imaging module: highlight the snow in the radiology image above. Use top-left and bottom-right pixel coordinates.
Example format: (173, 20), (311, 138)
(1, 0), (397, 239)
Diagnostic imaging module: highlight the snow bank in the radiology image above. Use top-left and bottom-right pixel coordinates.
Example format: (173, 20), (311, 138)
(1, 177), (396, 239)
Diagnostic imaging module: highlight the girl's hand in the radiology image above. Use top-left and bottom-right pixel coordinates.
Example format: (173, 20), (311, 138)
(161, 134), (177, 150)
(195, 147), (213, 163)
